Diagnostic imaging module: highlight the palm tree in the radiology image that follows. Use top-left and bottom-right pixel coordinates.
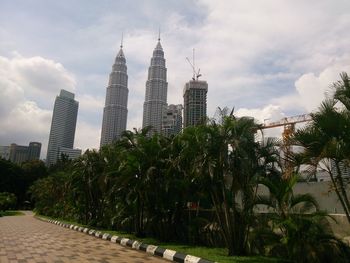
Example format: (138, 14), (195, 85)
(72, 149), (106, 225)
(178, 108), (278, 256)
(115, 128), (170, 237)
(253, 174), (350, 263)
(293, 72), (350, 223)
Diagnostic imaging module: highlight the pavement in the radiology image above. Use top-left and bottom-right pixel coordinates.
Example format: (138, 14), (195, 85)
(0, 211), (168, 263)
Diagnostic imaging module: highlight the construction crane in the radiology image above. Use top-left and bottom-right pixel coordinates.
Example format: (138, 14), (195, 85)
(261, 114), (312, 178)
(186, 48), (202, 81)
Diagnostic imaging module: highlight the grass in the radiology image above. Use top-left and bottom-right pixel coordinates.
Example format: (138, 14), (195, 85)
(36, 214), (285, 263)
(0, 210), (25, 216)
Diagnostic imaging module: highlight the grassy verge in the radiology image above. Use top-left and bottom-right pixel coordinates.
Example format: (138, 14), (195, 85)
(0, 210), (25, 216)
(36, 214), (285, 263)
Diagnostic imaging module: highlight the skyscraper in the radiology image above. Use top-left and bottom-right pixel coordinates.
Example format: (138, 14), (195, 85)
(183, 80), (208, 128)
(28, 142), (41, 161)
(100, 41), (128, 146)
(46, 89), (79, 166)
(142, 36), (168, 135)
(162, 104), (183, 137)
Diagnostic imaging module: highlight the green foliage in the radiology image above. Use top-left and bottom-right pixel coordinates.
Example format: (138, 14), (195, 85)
(0, 210), (24, 216)
(0, 192), (17, 212)
(293, 72), (350, 223)
(29, 75), (350, 261)
(177, 109), (279, 255)
(0, 158), (26, 207)
(0, 158), (47, 209)
(252, 174), (350, 262)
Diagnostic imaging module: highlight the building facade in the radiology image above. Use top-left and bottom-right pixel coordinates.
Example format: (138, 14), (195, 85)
(4, 142), (41, 164)
(100, 43), (129, 146)
(28, 142), (42, 161)
(46, 89), (79, 166)
(183, 80), (208, 128)
(9, 144), (29, 164)
(0, 146), (10, 160)
(142, 38), (168, 135)
(58, 147), (82, 160)
(162, 104), (183, 137)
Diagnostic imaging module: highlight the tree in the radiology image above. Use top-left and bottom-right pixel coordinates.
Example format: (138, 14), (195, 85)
(0, 192), (17, 212)
(294, 72), (350, 223)
(0, 158), (25, 207)
(178, 109), (278, 255)
(29, 171), (72, 217)
(253, 174), (350, 263)
(71, 149), (106, 226)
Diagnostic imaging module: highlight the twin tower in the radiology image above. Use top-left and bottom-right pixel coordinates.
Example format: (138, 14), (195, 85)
(100, 36), (207, 147)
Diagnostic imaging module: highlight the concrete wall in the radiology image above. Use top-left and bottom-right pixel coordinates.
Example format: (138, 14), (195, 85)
(256, 181), (350, 238)
(294, 181), (347, 214)
(257, 181), (349, 214)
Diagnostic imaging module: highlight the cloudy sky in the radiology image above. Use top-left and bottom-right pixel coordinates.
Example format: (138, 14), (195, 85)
(1, 0), (349, 158)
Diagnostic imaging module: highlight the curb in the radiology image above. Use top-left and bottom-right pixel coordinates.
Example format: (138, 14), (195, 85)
(36, 217), (216, 263)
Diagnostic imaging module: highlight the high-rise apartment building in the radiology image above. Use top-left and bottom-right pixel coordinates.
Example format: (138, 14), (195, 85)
(0, 146), (10, 160)
(46, 89), (79, 166)
(28, 142), (42, 161)
(9, 144), (29, 164)
(183, 80), (208, 128)
(100, 42), (129, 146)
(5, 142), (41, 164)
(142, 37), (168, 135)
(162, 104), (183, 137)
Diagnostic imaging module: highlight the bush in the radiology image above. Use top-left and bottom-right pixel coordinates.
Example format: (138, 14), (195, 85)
(0, 192), (17, 212)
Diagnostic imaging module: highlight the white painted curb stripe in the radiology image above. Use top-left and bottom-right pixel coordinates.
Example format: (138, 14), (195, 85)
(185, 255), (201, 263)
(146, 245), (158, 255)
(163, 249), (177, 261)
(120, 238), (129, 246)
(40, 217), (215, 263)
(110, 235), (119, 243)
(132, 241), (141, 250)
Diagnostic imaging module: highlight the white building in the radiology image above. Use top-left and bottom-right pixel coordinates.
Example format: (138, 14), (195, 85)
(142, 37), (168, 135)
(58, 147), (82, 161)
(46, 89), (79, 166)
(100, 42), (129, 146)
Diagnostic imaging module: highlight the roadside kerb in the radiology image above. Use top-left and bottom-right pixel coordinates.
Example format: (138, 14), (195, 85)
(36, 216), (216, 263)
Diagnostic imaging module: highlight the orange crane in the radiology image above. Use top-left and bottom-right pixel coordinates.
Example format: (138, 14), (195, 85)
(261, 114), (312, 178)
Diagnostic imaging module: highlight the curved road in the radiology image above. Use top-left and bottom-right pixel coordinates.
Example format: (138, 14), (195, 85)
(0, 212), (168, 263)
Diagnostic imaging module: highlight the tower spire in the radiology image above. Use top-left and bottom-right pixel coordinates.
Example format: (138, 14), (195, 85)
(120, 32), (123, 49)
(158, 27), (161, 41)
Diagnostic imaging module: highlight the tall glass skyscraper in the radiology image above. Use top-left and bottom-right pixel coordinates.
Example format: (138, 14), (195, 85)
(142, 37), (168, 135)
(100, 43), (129, 146)
(46, 89), (79, 166)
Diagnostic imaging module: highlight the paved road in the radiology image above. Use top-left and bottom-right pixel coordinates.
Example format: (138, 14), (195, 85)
(0, 212), (168, 263)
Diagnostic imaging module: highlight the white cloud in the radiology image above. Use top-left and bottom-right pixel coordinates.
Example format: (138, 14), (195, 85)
(236, 104), (285, 124)
(294, 63), (350, 112)
(0, 53), (77, 158)
(1, 0), (350, 153)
